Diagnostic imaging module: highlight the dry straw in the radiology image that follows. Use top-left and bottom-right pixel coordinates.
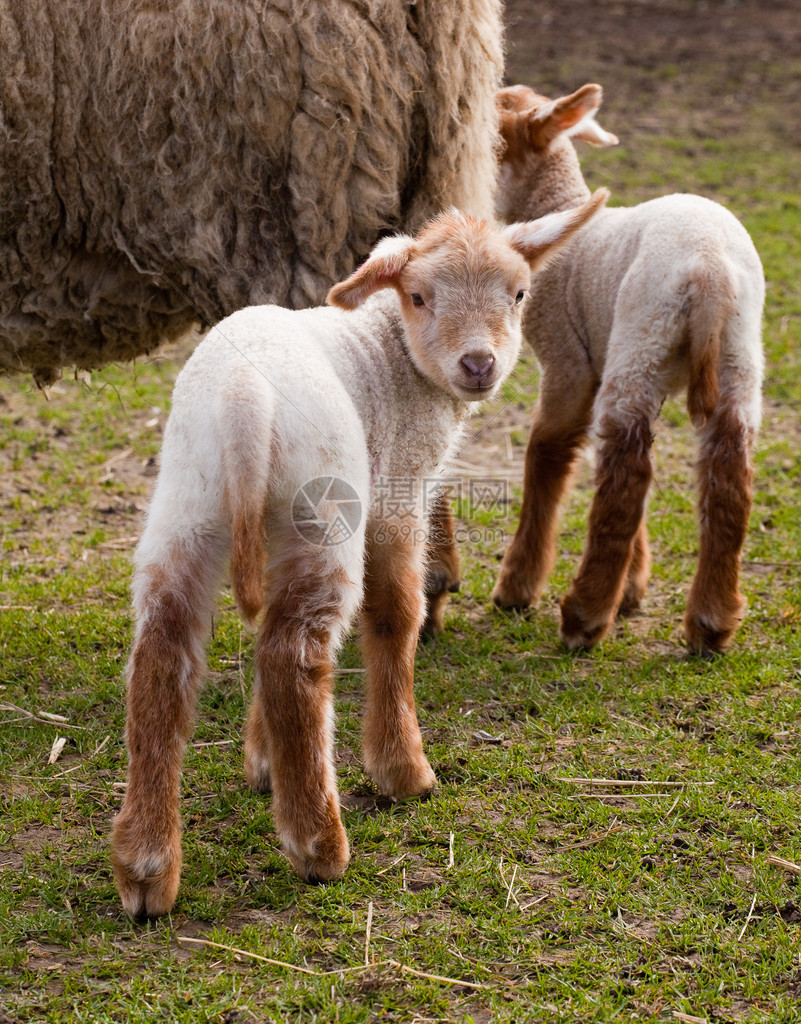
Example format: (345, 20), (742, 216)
(177, 935), (488, 991)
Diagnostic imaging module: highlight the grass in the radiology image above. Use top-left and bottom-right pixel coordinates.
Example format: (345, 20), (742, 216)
(2, 5), (801, 1021)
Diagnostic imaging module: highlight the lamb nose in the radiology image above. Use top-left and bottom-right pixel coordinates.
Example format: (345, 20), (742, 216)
(460, 353), (495, 379)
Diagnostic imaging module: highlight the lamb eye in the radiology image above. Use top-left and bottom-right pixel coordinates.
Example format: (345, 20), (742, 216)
(411, 293), (425, 307)
(515, 290), (526, 304)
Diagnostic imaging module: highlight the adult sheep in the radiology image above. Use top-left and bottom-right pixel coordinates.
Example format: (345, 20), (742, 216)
(0, 0), (504, 386)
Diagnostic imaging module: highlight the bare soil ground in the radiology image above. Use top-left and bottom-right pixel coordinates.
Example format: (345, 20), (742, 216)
(504, 0), (801, 135)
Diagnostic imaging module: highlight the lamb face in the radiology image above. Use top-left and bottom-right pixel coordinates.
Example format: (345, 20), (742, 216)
(327, 198), (608, 400)
(395, 214), (530, 400)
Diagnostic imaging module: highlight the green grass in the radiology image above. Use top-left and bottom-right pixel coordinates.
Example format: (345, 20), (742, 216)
(2, 11), (801, 1021)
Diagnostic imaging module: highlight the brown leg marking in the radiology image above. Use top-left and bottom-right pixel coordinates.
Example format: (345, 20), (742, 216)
(244, 691), (272, 793)
(492, 410), (590, 610)
(560, 417), (653, 650)
(111, 561), (213, 919)
(421, 491), (460, 638)
(618, 520), (652, 616)
(252, 563), (354, 883)
(361, 533), (437, 800)
(685, 405), (754, 655)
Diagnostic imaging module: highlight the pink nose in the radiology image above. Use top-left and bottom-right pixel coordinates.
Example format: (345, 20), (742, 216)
(460, 352), (495, 382)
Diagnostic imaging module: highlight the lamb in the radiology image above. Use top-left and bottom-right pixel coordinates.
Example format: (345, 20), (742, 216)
(0, 0), (504, 386)
(109, 193), (607, 919)
(490, 83), (764, 655)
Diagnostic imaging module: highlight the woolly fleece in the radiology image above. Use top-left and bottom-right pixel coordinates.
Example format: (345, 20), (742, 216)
(0, 0), (503, 383)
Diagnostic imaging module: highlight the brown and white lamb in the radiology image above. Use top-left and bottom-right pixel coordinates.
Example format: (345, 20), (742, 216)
(110, 194), (607, 919)
(490, 83), (764, 655)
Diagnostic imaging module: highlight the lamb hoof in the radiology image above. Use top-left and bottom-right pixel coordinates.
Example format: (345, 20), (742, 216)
(684, 594), (744, 656)
(421, 567), (460, 638)
(372, 756), (437, 802)
(420, 590), (448, 639)
(283, 820), (350, 885)
(111, 818), (182, 920)
(684, 614), (736, 656)
(559, 594), (610, 650)
(490, 573), (534, 611)
(617, 583), (645, 618)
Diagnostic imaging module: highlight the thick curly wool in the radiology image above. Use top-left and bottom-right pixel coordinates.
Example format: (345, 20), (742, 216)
(0, 0), (504, 383)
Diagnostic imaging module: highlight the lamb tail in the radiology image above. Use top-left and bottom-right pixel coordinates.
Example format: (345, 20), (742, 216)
(230, 491), (267, 625)
(223, 397), (274, 625)
(685, 259), (736, 425)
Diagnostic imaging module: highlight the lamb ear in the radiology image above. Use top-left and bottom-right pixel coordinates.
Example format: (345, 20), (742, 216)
(569, 113), (619, 148)
(503, 188), (609, 268)
(327, 234), (415, 310)
(528, 83), (604, 147)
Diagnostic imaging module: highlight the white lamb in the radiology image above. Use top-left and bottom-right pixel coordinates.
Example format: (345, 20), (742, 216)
(110, 195), (607, 918)
(491, 83), (764, 655)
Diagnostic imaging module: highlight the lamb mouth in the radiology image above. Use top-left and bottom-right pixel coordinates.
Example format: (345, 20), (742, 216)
(457, 380), (497, 397)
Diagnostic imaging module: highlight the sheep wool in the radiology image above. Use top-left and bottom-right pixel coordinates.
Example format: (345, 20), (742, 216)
(0, 0), (504, 384)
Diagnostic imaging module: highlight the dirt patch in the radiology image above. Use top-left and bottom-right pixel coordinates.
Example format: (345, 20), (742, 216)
(6, 824), (65, 856)
(504, 0), (801, 136)
(0, 339), (192, 571)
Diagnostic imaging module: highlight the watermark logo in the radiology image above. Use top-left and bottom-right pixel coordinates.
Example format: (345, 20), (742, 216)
(292, 477), (362, 546)
(369, 477), (510, 522)
(292, 475), (512, 547)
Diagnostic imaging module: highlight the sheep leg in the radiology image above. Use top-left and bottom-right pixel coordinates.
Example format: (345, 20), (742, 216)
(111, 547), (224, 919)
(251, 553), (360, 883)
(560, 415), (654, 649)
(618, 520), (652, 616)
(244, 691), (273, 793)
(421, 491), (461, 638)
(684, 404), (754, 654)
(492, 382), (595, 610)
(361, 527), (437, 800)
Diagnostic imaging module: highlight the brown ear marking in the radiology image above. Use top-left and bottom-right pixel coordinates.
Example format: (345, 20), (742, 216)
(526, 83), (604, 148)
(537, 83), (602, 126)
(327, 246), (412, 310)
